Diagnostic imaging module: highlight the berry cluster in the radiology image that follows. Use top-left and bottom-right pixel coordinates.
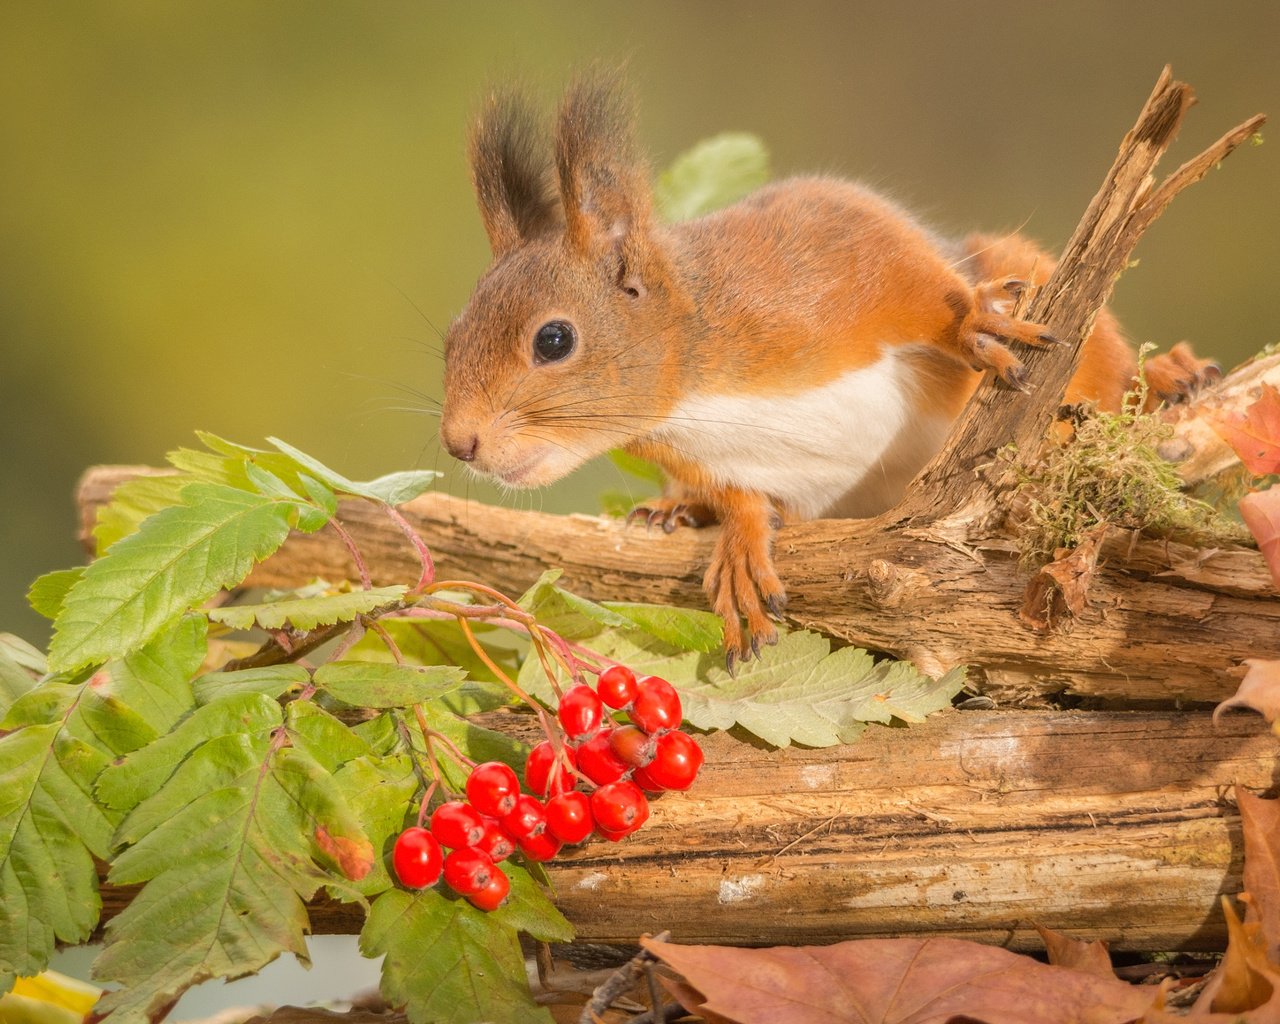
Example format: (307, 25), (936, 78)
(390, 666), (704, 910)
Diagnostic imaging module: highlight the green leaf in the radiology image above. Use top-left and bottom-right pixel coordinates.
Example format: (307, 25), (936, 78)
(361, 888), (553, 1024)
(0, 636), (44, 719)
(654, 132), (770, 221)
(314, 661), (465, 708)
(493, 863), (573, 943)
(415, 703), (528, 792)
(48, 483), (299, 673)
(362, 469), (440, 506)
(606, 448), (665, 485)
(193, 664), (311, 705)
(601, 601), (723, 653)
(26, 568), (86, 621)
(285, 701), (372, 773)
(92, 473), (193, 554)
(331, 753), (418, 897)
(92, 702), (372, 1022)
(346, 616), (520, 694)
(266, 437), (384, 501)
(520, 626), (964, 748)
(208, 585), (408, 632)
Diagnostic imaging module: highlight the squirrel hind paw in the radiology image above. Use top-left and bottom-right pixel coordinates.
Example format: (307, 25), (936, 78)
(706, 538), (785, 669)
(1142, 342), (1222, 409)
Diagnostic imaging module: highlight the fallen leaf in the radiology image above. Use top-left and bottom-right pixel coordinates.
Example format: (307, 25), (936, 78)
(1239, 790), (1280, 962)
(1193, 898), (1280, 1016)
(1208, 383), (1280, 476)
(1240, 489), (1280, 589)
(1035, 924), (1116, 981)
(642, 935), (1153, 1024)
(1020, 525), (1109, 630)
(1215, 660), (1280, 735)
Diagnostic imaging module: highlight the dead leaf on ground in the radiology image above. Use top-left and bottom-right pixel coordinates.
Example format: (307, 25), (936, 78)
(1193, 898), (1280, 1017)
(1215, 660), (1280, 735)
(1019, 525), (1109, 630)
(1240, 488), (1280, 589)
(1208, 382), (1280, 477)
(1239, 789), (1280, 962)
(1036, 924), (1117, 981)
(642, 935), (1153, 1024)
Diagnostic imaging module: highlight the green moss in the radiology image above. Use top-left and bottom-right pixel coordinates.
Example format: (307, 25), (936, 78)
(1013, 351), (1252, 562)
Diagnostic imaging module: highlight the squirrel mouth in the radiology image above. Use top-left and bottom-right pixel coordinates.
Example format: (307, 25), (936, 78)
(492, 449), (548, 487)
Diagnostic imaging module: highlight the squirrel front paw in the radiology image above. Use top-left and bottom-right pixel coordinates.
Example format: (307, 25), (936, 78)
(952, 276), (1059, 391)
(703, 501), (787, 670)
(626, 498), (717, 534)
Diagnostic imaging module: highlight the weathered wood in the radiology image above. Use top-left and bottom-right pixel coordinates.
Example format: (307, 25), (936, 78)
(92, 709), (1279, 951)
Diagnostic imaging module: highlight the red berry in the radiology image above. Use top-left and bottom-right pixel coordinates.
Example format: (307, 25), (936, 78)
(575, 729), (630, 785)
(591, 780), (650, 833)
(595, 821), (643, 842)
(595, 664), (638, 708)
(475, 816), (515, 863)
(631, 763), (663, 793)
(642, 731), (704, 791)
(609, 724), (656, 768)
(466, 761), (520, 817)
(466, 867), (510, 911)
(501, 794), (547, 841)
(525, 740), (576, 797)
(443, 847), (495, 895)
(629, 676), (682, 733)
(558, 684), (604, 740)
(430, 801), (485, 849)
(545, 791), (594, 844)
(518, 830), (563, 862)
(391, 827), (443, 889)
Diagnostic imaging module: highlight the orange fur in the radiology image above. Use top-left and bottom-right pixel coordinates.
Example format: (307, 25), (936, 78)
(441, 76), (1217, 664)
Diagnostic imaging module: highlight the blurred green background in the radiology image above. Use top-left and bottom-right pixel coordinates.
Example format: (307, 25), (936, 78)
(4, 2), (1278, 645)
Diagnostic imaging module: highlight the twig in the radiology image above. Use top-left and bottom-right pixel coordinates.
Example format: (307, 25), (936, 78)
(578, 931), (671, 1024)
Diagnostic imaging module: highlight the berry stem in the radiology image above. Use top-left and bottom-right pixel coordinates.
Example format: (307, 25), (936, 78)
(328, 516), (372, 590)
(415, 780), (438, 827)
(414, 705), (477, 772)
(382, 503), (435, 593)
(366, 618), (407, 665)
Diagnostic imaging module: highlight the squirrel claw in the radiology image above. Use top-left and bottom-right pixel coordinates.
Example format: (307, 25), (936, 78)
(626, 498), (715, 533)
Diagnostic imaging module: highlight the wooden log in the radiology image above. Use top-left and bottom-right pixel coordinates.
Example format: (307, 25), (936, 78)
(93, 709), (1279, 952)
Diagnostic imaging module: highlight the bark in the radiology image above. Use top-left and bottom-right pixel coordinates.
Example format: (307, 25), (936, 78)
(91, 709), (1280, 951)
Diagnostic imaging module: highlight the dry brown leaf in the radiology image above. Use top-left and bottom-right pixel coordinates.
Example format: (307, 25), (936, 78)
(1215, 660), (1280, 735)
(1208, 382), (1280, 477)
(1019, 525), (1108, 630)
(1193, 898), (1280, 1016)
(1240, 789), (1280, 962)
(1035, 924), (1116, 981)
(642, 935), (1153, 1024)
(1240, 488), (1280, 589)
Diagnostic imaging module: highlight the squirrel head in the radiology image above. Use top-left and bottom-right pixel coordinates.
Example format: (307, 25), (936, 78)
(441, 73), (692, 488)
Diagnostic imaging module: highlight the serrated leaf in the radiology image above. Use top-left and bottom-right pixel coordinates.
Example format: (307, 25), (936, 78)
(521, 627), (963, 748)
(92, 706), (371, 1022)
(92, 473), (194, 554)
(266, 437), (384, 501)
(26, 568), (86, 621)
(346, 616), (520, 695)
(361, 888), (553, 1024)
(519, 570), (632, 640)
(0, 637), (43, 718)
(48, 483), (299, 673)
(414, 702), (528, 792)
(193, 665), (311, 705)
(601, 601), (723, 653)
(332, 753), (418, 897)
(654, 132), (770, 222)
(493, 863), (574, 943)
(362, 470), (440, 506)
(209, 585), (408, 632)
(314, 662), (465, 708)
(286, 701), (372, 772)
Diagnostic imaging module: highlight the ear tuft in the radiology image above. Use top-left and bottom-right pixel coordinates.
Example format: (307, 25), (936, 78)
(469, 88), (561, 257)
(555, 68), (653, 254)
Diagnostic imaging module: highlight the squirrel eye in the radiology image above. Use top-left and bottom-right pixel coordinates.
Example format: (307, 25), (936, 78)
(533, 321), (576, 364)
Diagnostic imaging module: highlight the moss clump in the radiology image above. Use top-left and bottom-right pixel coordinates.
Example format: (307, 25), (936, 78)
(1014, 359), (1251, 563)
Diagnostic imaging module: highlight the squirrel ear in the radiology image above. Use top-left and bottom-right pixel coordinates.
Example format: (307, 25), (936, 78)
(555, 70), (653, 256)
(469, 89), (560, 258)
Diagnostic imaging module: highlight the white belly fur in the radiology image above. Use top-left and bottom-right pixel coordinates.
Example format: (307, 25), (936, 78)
(648, 345), (953, 520)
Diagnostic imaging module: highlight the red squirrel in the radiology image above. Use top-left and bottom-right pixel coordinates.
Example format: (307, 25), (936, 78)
(440, 74), (1218, 665)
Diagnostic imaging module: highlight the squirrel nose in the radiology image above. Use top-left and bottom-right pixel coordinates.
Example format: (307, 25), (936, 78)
(444, 432), (479, 463)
